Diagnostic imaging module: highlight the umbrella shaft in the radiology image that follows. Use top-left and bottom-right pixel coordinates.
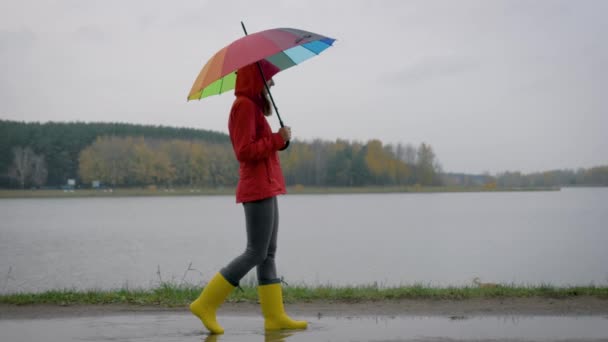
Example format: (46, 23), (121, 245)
(258, 65), (284, 127)
(241, 21), (285, 128)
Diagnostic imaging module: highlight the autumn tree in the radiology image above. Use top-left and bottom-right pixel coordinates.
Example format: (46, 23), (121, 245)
(79, 136), (130, 186)
(363, 140), (410, 185)
(127, 138), (174, 186)
(281, 141), (315, 185)
(205, 143), (238, 187)
(79, 136), (174, 187)
(160, 140), (209, 187)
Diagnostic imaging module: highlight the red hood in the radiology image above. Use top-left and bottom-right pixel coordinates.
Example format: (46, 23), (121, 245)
(235, 60), (280, 98)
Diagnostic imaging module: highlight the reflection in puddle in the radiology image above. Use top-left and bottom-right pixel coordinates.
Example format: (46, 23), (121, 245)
(202, 330), (296, 342)
(263, 330), (297, 342)
(0, 313), (607, 342)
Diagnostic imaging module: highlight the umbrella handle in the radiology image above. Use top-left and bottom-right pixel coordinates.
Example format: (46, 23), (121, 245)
(241, 21), (290, 151)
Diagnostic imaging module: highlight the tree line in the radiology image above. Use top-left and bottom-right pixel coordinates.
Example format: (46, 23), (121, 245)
(78, 136), (238, 188)
(1, 120), (441, 188)
(2, 120), (606, 189)
(443, 168), (608, 187)
(76, 136), (441, 188)
(493, 168), (608, 187)
(0, 120), (228, 188)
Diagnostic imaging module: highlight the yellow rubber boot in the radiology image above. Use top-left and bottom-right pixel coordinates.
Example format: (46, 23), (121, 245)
(258, 283), (308, 330)
(190, 273), (235, 334)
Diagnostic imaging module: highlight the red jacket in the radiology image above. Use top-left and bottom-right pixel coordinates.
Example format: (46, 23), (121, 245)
(228, 61), (287, 203)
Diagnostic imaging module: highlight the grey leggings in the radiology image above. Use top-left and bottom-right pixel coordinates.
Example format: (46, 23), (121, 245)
(220, 196), (280, 286)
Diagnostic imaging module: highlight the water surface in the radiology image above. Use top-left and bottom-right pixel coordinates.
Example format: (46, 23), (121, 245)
(1, 188), (607, 292)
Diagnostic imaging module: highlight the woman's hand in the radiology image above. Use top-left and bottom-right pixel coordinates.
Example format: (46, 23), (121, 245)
(278, 126), (291, 142)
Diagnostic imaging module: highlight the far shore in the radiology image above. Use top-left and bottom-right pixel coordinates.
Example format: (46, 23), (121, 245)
(0, 185), (563, 198)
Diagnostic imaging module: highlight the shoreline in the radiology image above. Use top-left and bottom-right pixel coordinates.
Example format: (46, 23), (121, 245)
(2, 297), (607, 319)
(0, 186), (564, 198)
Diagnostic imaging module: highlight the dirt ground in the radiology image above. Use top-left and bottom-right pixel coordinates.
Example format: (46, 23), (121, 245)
(2, 297), (607, 319)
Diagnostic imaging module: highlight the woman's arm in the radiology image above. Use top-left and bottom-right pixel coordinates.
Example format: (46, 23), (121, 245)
(229, 100), (285, 162)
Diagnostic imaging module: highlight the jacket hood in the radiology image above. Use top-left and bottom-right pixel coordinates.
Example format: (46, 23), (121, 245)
(235, 60), (280, 98)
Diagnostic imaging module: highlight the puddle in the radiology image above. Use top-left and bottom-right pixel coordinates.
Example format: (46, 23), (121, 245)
(1, 313), (607, 341)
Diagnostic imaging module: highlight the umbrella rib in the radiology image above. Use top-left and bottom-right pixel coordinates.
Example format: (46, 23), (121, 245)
(218, 74), (225, 94)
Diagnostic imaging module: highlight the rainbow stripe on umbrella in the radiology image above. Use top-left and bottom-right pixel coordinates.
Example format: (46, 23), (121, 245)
(188, 28), (335, 101)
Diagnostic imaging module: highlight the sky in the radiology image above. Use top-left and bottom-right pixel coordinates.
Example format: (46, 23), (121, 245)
(1, 0), (606, 174)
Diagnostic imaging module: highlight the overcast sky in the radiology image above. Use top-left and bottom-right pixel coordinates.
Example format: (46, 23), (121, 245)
(1, 0), (606, 174)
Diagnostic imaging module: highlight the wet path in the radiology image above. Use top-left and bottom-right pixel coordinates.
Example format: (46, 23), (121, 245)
(2, 312), (608, 342)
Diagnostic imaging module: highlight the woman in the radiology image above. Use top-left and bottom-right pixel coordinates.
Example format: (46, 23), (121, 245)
(190, 60), (307, 334)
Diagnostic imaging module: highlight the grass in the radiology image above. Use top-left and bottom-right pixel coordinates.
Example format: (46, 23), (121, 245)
(1, 283), (606, 306)
(0, 185), (559, 198)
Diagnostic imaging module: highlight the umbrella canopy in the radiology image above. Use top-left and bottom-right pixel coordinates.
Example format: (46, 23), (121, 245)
(187, 28), (335, 101)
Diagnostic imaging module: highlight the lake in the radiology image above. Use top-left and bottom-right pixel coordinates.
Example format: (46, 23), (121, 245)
(1, 188), (607, 293)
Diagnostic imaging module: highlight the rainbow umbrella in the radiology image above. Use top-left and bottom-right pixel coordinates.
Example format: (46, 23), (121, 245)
(187, 25), (335, 101)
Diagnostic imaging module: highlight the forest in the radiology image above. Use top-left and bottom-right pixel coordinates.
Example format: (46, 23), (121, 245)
(2, 120), (606, 189)
(1, 120), (440, 189)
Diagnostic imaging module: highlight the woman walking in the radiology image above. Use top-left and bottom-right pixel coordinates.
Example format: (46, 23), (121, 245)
(190, 60), (307, 335)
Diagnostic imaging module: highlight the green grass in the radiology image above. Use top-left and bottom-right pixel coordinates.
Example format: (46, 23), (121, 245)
(0, 185), (559, 198)
(1, 283), (606, 306)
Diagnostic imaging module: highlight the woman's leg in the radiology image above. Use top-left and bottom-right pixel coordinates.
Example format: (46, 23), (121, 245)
(192, 197), (277, 334)
(256, 198), (307, 330)
(257, 196), (279, 285)
(220, 197), (275, 286)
